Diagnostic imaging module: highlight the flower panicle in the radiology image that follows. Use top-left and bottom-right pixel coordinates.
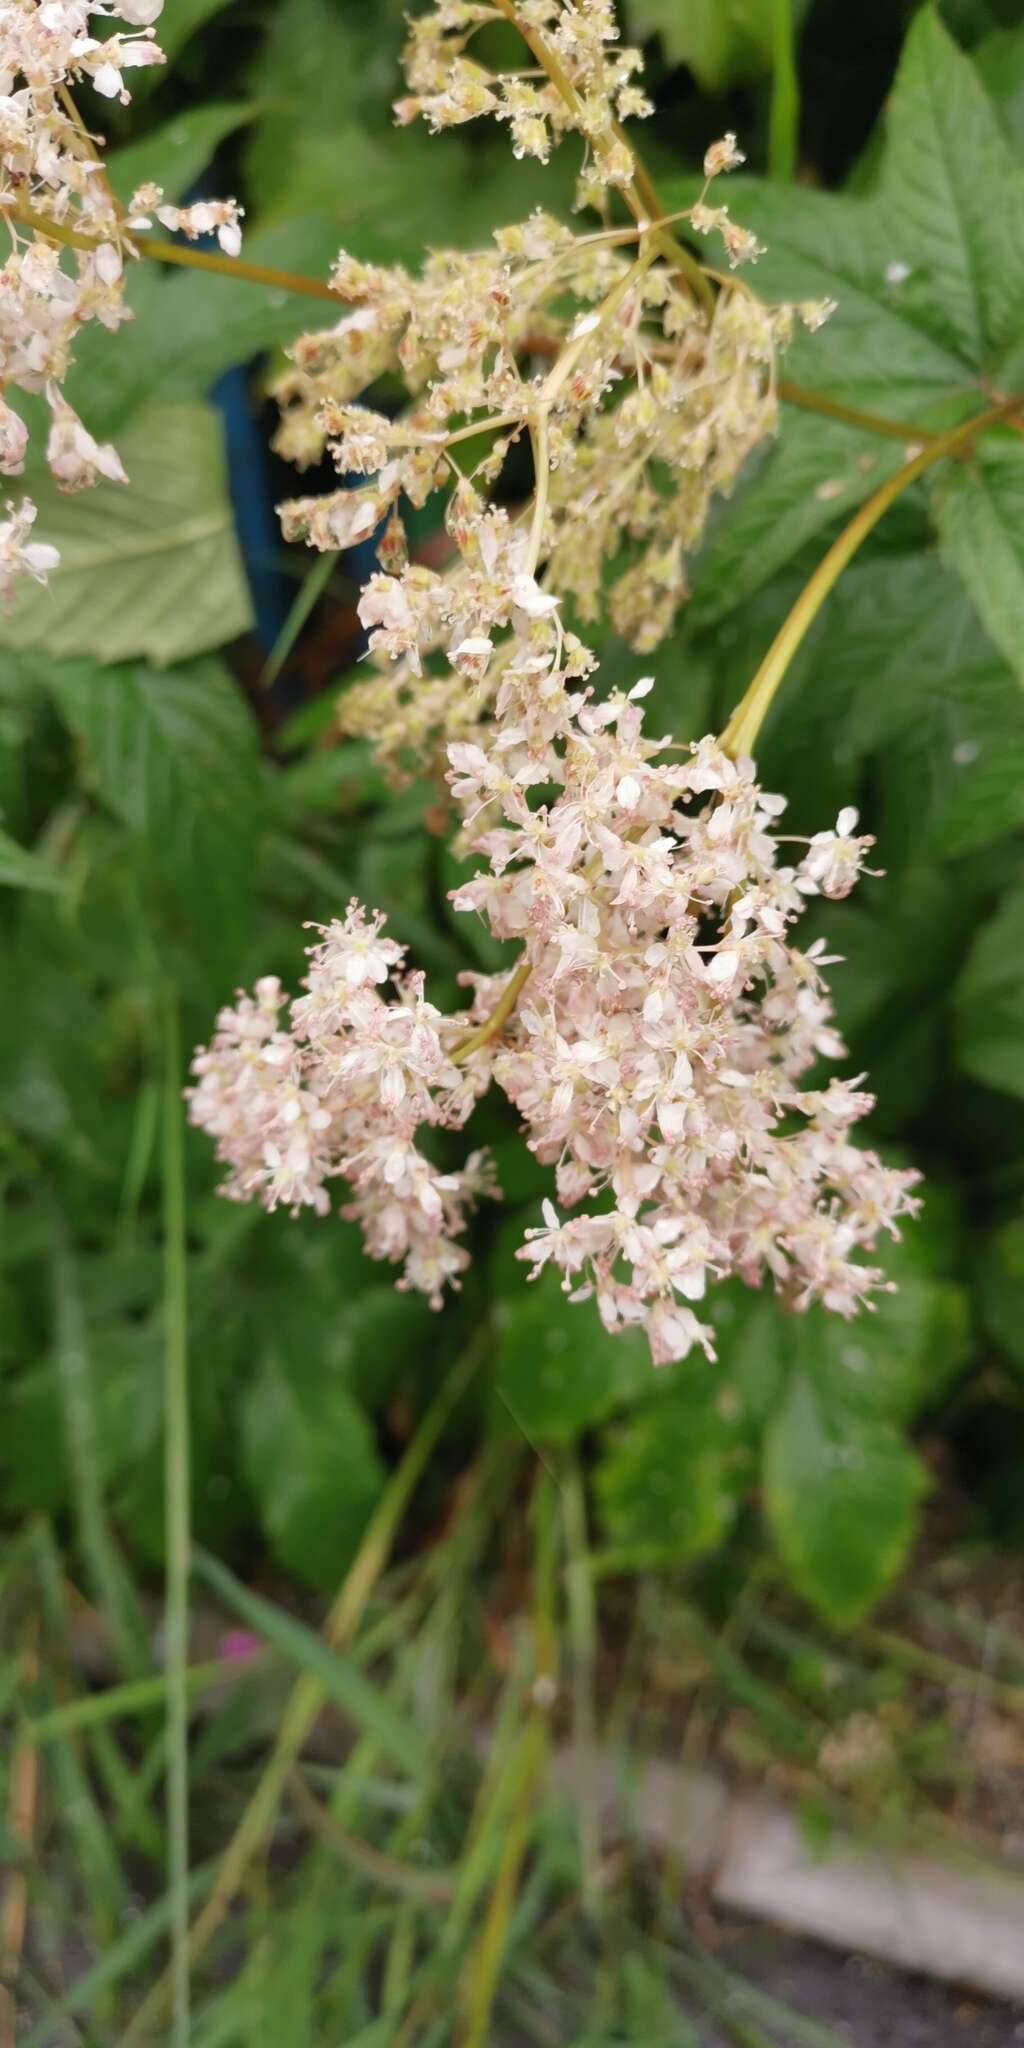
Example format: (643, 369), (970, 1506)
(0, 0), (242, 593)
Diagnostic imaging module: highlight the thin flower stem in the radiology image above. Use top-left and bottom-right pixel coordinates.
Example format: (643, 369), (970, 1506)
(6, 200), (340, 302)
(720, 396), (1024, 760)
(488, 0), (714, 311)
(161, 991), (191, 2048)
(4, 205), (959, 455)
(526, 410), (550, 577)
(451, 961), (533, 1064)
(777, 379), (943, 443)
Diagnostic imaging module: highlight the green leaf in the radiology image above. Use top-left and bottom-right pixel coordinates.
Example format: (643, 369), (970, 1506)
(594, 1357), (747, 1560)
(682, 9), (1024, 617)
(494, 1264), (654, 1446)
(935, 433), (1024, 687)
(975, 26), (1024, 153)
(242, 1357), (386, 1590)
(66, 216), (343, 437)
(977, 1216), (1024, 1372)
(955, 881), (1024, 1098)
(0, 404), (251, 666)
(627, 0), (810, 92)
(763, 1371), (927, 1626)
(0, 826), (65, 893)
(718, 550), (1024, 865)
(46, 655), (263, 946)
(154, 0), (236, 62)
(106, 103), (258, 209)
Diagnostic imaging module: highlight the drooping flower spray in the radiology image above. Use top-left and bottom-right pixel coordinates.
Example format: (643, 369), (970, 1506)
(187, 0), (920, 1367)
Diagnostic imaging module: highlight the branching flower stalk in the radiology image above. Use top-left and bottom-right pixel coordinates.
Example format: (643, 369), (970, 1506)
(186, 2), (931, 1369)
(5, 1), (1017, 1369)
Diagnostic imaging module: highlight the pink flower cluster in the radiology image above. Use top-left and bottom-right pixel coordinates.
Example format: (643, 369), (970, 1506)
(187, 907), (495, 1309)
(190, 671), (919, 1366)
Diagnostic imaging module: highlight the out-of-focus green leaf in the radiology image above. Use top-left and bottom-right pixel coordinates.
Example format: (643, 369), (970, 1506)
(594, 1357), (748, 1559)
(977, 1216), (1024, 1373)
(763, 1371), (927, 1627)
(46, 655), (262, 946)
(628, 0), (809, 92)
(975, 25), (1024, 152)
(65, 220), (343, 436)
(935, 433), (1024, 687)
(715, 550), (1024, 867)
(153, 0), (236, 63)
(955, 882), (1024, 1098)
(0, 827), (65, 892)
(688, 418), (906, 631)
(106, 103), (258, 208)
(684, 10), (1024, 616)
(242, 1357), (385, 1590)
(0, 405), (251, 666)
(494, 1263), (654, 1446)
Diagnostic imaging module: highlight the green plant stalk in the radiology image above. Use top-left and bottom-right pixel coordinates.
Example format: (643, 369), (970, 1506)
(720, 398), (1024, 759)
(259, 550), (336, 691)
(121, 1339), (482, 2047)
(27, 1655), (271, 1743)
(162, 992), (191, 2048)
(51, 1219), (148, 1678)
(560, 1452), (601, 1913)
(456, 1473), (559, 2048)
(769, 0), (800, 182)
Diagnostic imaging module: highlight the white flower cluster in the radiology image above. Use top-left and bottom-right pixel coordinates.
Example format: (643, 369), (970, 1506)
(396, 0), (652, 195)
(188, 908), (496, 1308)
(189, 1), (917, 1366)
(277, 202), (830, 772)
(191, 631), (917, 1360)
(0, 0), (240, 594)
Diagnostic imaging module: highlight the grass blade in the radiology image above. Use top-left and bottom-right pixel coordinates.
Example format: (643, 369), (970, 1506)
(162, 989), (191, 2048)
(192, 1548), (429, 1774)
(51, 1216), (148, 1677)
(120, 1336), (483, 2046)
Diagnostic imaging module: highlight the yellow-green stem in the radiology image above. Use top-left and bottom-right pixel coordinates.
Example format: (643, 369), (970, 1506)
(451, 961), (532, 1064)
(161, 993), (191, 2048)
(6, 200), (340, 302)
(720, 398), (1024, 760)
(777, 378), (943, 444)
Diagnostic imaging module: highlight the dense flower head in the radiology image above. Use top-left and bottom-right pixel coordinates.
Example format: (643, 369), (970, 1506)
(187, 0), (918, 1372)
(190, 691), (919, 1365)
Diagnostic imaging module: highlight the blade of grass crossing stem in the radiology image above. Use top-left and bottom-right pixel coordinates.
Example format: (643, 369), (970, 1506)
(51, 1216), (148, 1676)
(18, 1868), (218, 2048)
(769, 0), (799, 181)
(28, 1654), (271, 1742)
(192, 1549), (429, 1774)
(259, 551), (335, 691)
(162, 989), (191, 2048)
(457, 1473), (559, 2048)
(31, 1523), (129, 1942)
(120, 1337), (483, 2047)
(560, 1451), (600, 1912)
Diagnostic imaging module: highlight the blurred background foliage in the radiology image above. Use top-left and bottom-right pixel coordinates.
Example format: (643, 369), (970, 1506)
(6, 2), (1024, 2036)
(4, 0), (1024, 1630)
